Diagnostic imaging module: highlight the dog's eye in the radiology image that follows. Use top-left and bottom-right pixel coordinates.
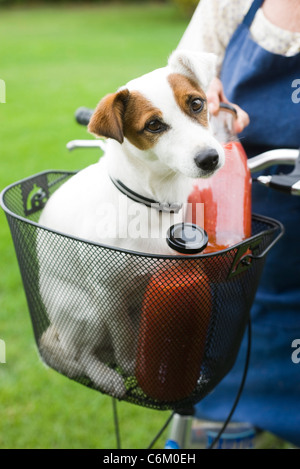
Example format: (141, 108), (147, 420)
(190, 98), (204, 114)
(145, 119), (165, 133)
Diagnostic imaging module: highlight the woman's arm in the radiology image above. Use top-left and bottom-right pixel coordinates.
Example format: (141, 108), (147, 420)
(177, 0), (251, 132)
(178, 0), (250, 74)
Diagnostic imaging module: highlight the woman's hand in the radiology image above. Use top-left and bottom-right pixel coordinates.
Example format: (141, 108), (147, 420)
(207, 77), (250, 133)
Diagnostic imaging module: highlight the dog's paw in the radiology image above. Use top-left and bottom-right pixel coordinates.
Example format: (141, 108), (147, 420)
(94, 370), (127, 399)
(39, 326), (83, 377)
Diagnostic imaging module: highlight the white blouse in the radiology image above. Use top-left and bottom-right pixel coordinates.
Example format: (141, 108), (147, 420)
(178, 0), (300, 74)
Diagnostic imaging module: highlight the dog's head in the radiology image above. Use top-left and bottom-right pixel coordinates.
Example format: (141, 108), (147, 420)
(88, 50), (224, 179)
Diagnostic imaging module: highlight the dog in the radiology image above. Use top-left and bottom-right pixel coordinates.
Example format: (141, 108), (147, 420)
(37, 50), (224, 399)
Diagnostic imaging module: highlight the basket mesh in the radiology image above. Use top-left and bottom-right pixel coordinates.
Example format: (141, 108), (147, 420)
(1, 171), (282, 411)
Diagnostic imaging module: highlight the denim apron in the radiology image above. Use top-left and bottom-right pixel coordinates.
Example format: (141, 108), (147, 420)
(195, 0), (300, 445)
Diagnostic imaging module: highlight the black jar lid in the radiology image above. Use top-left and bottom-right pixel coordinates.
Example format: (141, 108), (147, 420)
(167, 223), (208, 254)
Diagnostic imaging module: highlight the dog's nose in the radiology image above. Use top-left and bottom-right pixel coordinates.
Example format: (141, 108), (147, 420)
(194, 149), (219, 171)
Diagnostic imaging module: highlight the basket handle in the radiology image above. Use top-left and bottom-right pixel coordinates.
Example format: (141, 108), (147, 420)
(229, 221), (285, 278)
(247, 220), (285, 260)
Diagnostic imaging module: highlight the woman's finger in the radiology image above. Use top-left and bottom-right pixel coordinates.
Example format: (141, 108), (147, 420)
(231, 104), (250, 133)
(207, 78), (225, 114)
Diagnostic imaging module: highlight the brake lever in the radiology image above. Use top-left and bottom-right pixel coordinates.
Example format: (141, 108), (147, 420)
(256, 148), (300, 195)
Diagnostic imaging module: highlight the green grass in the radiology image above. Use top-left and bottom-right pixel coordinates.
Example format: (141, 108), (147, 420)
(0, 2), (295, 450)
(0, 2), (188, 449)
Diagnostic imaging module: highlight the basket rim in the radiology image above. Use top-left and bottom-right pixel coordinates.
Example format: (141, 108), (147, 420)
(0, 169), (285, 260)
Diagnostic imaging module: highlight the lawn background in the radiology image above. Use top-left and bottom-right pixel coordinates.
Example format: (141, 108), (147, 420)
(0, 2), (189, 449)
(0, 2), (294, 450)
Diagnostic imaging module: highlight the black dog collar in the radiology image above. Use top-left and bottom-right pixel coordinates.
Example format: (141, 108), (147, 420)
(109, 176), (182, 214)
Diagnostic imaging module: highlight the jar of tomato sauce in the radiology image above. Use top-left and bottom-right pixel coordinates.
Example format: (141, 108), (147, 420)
(186, 104), (252, 253)
(136, 224), (211, 402)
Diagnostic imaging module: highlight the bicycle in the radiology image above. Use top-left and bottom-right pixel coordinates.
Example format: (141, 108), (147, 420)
(1, 105), (299, 449)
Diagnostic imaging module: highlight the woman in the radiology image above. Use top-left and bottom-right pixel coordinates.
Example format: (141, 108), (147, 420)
(178, 0), (300, 446)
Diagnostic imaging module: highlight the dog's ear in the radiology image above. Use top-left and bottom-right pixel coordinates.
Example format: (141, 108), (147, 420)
(168, 50), (217, 92)
(88, 89), (130, 144)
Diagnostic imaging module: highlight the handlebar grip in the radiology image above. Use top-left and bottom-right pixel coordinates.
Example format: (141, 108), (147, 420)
(75, 107), (94, 126)
(268, 174), (300, 195)
(256, 149), (300, 195)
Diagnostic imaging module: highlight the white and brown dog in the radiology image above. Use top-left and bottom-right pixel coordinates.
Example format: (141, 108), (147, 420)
(37, 50), (224, 398)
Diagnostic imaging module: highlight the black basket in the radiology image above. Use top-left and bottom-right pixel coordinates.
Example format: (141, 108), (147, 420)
(1, 170), (284, 411)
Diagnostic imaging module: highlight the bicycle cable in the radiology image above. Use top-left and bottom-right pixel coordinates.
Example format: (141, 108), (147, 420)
(207, 317), (252, 449)
(112, 397), (122, 449)
(147, 411), (176, 449)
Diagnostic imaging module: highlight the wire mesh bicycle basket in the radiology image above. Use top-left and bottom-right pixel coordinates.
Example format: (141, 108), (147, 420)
(1, 170), (284, 412)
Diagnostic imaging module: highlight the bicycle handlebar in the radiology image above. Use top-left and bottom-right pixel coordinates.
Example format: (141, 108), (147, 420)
(249, 148), (300, 195)
(247, 148), (299, 172)
(75, 107), (94, 126)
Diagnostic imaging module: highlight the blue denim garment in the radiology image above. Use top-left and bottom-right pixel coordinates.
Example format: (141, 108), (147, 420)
(195, 0), (300, 446)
